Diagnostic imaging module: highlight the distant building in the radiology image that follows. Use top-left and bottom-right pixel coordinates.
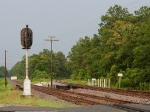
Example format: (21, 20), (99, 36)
(11, 76), (17, 80)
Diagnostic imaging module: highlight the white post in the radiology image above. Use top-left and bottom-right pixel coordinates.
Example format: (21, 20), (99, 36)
(23, 49), (31, 95)
(108, 79), (110, 88)
(100, 79), (101, 87)
(119, 76), (121, 89)
(104, 79), (105, 88)
(102, 79), (103, 87)
(98, 79), (99, 87)
(105, 79), (107, 88)
(118, 73), (123, 89)
(26, 49), (28, 79)
(92, 78), (96, 86)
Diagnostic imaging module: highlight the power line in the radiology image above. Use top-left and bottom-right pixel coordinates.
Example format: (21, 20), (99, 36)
(56, 18), (99, 37)
(55, 0), (142, 39)
(125, 0), (141, 7)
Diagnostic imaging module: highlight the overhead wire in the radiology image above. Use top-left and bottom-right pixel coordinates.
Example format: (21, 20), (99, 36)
(56, 0), (143, 39)
(56, 18), (100, 37)
(125, 0), (141, 7)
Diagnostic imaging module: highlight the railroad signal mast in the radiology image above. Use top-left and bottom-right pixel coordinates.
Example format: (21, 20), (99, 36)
(44, 36), (59, 87)
(20, 25), (33, 95)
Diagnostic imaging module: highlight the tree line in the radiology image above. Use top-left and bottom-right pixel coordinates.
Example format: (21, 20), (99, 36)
(0, 5), (150, 90)
(67, 5), (150, 89)
(9, 49), (69, 81)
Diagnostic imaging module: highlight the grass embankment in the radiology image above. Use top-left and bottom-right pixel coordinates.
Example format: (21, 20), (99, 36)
(0, 78), (74, 108)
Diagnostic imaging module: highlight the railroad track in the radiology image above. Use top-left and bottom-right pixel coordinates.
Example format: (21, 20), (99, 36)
(61, 82), (150, 99)
(32, 85), (99, 105)
(9, 79), (136, 105)
(10, 80), (100, 105)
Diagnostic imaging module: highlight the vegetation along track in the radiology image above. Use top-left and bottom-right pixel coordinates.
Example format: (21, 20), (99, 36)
(9, 79), (136, 105)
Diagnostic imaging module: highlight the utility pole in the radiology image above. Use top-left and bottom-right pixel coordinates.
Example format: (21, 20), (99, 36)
(44, 36), (59, 87)
(5, 50), (7, 87)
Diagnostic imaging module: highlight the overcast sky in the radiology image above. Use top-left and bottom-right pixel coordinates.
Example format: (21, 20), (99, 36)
(0, 0), (149, 70)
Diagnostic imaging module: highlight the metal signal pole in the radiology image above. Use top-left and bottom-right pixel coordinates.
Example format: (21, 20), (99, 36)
(21, 25), (33, 96)
(44, 36), (59, 87)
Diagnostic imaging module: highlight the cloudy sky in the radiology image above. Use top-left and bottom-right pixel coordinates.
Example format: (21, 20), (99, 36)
(0, 0), (149, 70)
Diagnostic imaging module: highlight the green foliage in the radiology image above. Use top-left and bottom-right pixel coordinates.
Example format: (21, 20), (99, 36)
(139, 82), (150, 91)
(10, 49), (69, 81)
(10, 5), (150, 90)
(0, 66), (5, 78)
(32, 70), (49, 80)
(67, 5), (150, 90)
(61, 79), (87, 85)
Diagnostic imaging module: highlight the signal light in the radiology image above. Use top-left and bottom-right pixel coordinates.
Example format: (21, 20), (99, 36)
(20, 25), (33, 49)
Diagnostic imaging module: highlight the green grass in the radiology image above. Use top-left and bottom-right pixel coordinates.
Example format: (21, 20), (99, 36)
(31, 78), (50, 84)
(0, 78), (76, 108)
(61, 79), (87, 85)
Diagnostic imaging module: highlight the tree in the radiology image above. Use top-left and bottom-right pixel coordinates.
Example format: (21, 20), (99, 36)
(0, 66), (5, 78)
(10, 49), (68, 81)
